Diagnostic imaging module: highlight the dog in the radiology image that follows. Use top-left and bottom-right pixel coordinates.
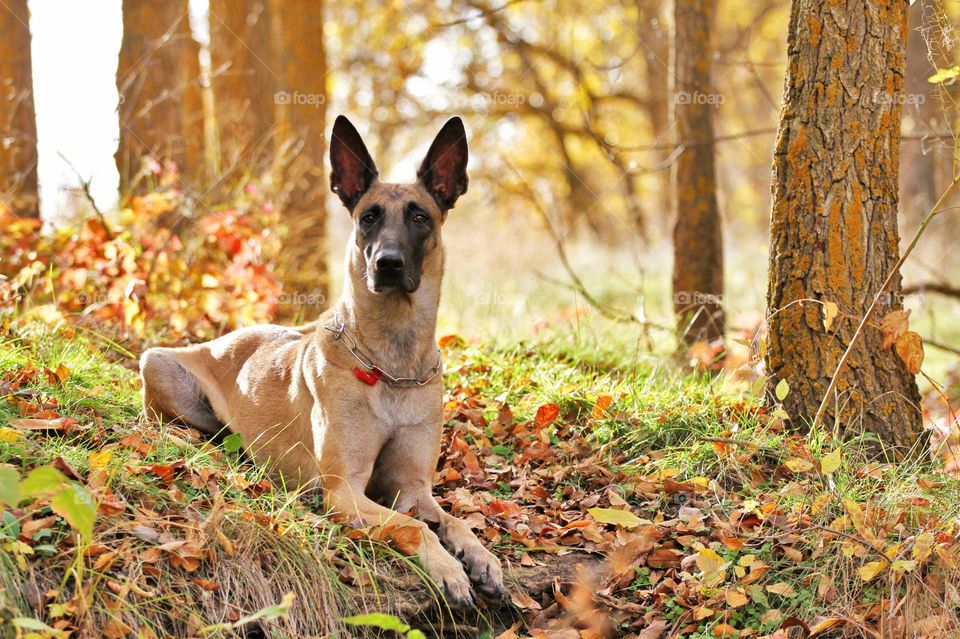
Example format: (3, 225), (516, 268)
(140, 115), (506, 606)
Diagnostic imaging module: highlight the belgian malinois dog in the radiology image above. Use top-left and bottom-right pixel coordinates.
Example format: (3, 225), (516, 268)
(140, 116), (506, 606)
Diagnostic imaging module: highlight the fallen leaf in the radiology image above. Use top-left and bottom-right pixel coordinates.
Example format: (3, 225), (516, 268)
(765, 582), (796, 597)
(820, 449), (842, 475)
(534, 403), (560, 427)
(859, 561), (885, 582)
(785, 458), (813, 473)
(588, 507), (642, 528)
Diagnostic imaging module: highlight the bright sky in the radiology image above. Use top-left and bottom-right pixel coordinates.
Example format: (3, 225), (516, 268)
(29, 0), (208, 220)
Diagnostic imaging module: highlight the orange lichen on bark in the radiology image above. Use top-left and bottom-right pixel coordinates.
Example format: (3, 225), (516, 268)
(765, 0), (921, 451)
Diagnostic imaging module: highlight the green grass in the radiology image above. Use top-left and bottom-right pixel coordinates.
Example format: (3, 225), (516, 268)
(2, 316), (960, 637)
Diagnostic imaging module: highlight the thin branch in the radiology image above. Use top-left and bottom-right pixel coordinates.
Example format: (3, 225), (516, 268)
(902, 281), (960, 299)
(58, 153), (114, 241)
(619, 128), (778, 151)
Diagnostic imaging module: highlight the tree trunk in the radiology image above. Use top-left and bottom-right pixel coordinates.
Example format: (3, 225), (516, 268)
(0, 0), (39, 218)
(765, 0), (922, 451)
(209, 0), (277, 174)
(637, 0), (671, 221)
(116, 0), (204, 192)
(899, 0), (941, 229)
(272, 0), (329, 318)
(671, 0), (724, 346)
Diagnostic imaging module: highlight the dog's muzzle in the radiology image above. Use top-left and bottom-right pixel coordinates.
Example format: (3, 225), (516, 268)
(370, 248), (418, 293)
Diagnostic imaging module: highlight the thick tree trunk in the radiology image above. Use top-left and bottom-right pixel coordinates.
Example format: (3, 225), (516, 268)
(671, 0), (724, 346)
(899, 0), (941, 228)
(273, 0), (329, 317)
(0, 0), (39, 218)
(116, 0), (204, 192)
(209, 0), (277, 173)
(766, 0), (922, 451)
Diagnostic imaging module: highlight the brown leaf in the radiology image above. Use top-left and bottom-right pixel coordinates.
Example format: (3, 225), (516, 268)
(10, 417), (72, 432)
(894, 330), (924, 374)
(103, 618), (132, 639)
(880, 309), (911, 349)
(510, 589), (541, 610)
(637, 620), (669, 639)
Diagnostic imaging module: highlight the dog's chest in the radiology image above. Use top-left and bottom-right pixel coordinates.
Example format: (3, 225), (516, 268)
(368, 383), (438, 429)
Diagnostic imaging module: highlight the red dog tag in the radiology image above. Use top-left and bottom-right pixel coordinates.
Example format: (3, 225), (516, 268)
(354, 366), (381, 386)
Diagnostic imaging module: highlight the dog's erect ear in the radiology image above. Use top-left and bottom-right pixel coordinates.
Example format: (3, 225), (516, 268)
(330, 115), (379, 210)
(417, 117), (469, 211)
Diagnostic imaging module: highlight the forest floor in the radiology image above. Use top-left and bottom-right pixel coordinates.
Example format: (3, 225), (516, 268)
(1, 318), (960, 639)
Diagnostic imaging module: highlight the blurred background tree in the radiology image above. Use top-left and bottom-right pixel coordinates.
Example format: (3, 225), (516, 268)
(0, 0), (38, 218)
(116, 0), (204, 194)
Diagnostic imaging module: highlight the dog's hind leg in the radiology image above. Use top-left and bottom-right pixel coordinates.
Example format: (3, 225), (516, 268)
(140, 348), (223, 435)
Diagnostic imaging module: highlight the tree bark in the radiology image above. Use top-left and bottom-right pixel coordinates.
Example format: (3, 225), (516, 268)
(272, 0), (329, 317)
(766, 0), (922, 451)
(671, 0), (724, 345)
(116, 0), (204, 192)
(209, 0), (277, 173)
(0, 0), (39, 218)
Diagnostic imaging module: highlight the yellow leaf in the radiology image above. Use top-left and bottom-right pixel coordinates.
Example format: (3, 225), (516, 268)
(912, 532), (935, 561)
(928, 65), (960, 84)
(859, 561), (885, 582)
(725, 589), (749, 608)
(822, 301), (839, 331)
(775, 379), (789, 401)
(88, 450), (113, 471)
(894, 331), (924, 374)
(820, 449), (842, 475)
(0, 428), (22, 443)
(696, 547), (727, 587)
(785, 458), (813, 473)
(694, 606), (714, 620)
(841, 498), (867, 535)
(588, 507), (642, 529)
(891, 560), (917, 573)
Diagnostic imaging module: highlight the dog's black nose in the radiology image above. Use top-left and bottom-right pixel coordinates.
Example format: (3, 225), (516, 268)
(375, 250), (405, 272)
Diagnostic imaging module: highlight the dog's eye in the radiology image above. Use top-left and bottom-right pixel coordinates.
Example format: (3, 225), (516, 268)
(414, 213), (430, 225)
(360, 207), (381, 225)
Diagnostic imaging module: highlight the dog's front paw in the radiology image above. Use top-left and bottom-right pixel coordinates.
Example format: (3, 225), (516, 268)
(459, 545), (508, 603)
(426, 551), (475, 608)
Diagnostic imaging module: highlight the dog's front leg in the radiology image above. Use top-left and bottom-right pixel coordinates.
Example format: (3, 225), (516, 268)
(414, 494), (508, 602)
(364, 431), (507, 602)
(324, 480), (476, 607)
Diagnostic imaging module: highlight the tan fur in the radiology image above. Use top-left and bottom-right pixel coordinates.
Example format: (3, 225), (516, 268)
(141, 178), (505, 606)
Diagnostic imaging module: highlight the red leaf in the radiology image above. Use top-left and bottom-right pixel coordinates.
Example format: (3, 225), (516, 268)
(534, 403), (560, 427)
